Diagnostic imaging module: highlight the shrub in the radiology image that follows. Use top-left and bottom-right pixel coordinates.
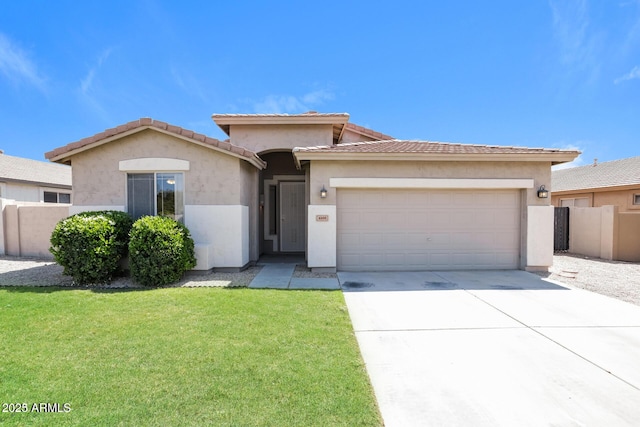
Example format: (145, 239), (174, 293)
(128, 216), (196, 286)
(50, 211), (134, 285)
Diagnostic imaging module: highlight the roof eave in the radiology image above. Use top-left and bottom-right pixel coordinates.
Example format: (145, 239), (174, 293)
(0, 177), (72, 189)
(292, 151), (581, 164)
(552, 182), (640, 194)
(47, 126), (267, 170)
(211, 114), (350, 136)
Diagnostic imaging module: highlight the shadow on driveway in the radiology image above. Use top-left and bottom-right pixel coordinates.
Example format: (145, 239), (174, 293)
(339, 270), (568, 292)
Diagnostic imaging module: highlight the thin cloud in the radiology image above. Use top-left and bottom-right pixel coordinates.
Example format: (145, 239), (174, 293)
(614, 65), (640, 84)
(78, 48), (114, 122)
(0, 32), (46, 91)
(250, 89), (335, 114)
(171, 67), (209, 103)
(80, 48), (112, 95)
(549, 0), (602, 81)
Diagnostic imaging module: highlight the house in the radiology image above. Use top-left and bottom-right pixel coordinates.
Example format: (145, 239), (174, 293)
(0, 151), (72, 203)
(551, 156), (640, 212)
(0, 152), (72, 258)
(45, 113), (579, 272)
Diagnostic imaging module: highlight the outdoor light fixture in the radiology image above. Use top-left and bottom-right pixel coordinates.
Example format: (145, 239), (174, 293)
(320, 185), (327, 198)
(537, 185), (549, 198)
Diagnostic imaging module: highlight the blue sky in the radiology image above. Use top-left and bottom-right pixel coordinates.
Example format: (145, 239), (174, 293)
(1, 0), (639, 169)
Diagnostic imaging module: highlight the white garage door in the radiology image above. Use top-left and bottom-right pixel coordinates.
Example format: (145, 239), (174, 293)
(337, 189), (520, 271)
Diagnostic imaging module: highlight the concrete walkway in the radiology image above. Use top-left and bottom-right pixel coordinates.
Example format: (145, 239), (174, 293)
(340, 270), (640, 426)
(248, 263), (340, 290)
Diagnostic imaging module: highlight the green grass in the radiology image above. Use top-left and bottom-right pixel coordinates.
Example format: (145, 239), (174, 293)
(0, 287), (382, 426)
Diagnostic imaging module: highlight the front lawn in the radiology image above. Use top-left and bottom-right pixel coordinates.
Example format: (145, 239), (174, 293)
(0, 287), (381, 426)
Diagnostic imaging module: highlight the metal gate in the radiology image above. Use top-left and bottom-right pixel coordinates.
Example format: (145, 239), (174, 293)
(554, 207), (569, 252)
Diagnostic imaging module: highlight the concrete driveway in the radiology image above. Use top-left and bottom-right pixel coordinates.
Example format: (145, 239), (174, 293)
(339, 270), (640, 427)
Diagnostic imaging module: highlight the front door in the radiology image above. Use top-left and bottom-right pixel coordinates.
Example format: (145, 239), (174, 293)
(279, 181), (305, 252)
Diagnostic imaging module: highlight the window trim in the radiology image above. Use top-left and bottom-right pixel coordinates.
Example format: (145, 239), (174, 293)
(126, 172), (185, 222)
(633, 194), (640, 206)
(41, 189), (72, 204)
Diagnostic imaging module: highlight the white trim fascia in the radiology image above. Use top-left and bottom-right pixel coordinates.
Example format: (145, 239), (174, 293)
(119, 158), (190, 172)
(329, 178), (535, 189)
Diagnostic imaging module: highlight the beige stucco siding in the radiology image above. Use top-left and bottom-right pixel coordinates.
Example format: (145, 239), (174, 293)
(308, 160), (552, 206)
(552, 186), (640, 212)
(70, 130), (246, 207)
(240, 161), (260, 261)
(229, 124), (333, 153)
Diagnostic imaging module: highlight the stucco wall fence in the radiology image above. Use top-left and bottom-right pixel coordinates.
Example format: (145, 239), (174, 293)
(568, 205), (640, 262)
(0, 199), (70, 259)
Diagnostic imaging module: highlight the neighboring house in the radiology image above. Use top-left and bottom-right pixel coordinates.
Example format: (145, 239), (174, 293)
(45, 113), (578, 272)
(551, 156), (640, 212)
(0, 151), (72, 203)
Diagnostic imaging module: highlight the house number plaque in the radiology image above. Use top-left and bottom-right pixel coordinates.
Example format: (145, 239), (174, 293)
(315, 215), (329, 222)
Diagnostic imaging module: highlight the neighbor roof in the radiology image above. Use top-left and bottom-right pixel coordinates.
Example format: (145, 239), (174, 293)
(0, 153), (72, 188)
(293, 139), (580, 167)
(45, 118), (266, 169)
(552, 156), (640, 192)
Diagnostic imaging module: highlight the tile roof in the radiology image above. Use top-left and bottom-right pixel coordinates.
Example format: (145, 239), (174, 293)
(0, 153), (72, 188)
(343, 123), (394, 141)
(295, 139), (577, 155)
(45, 118), (265, 168)
(552, 156), (640, 192)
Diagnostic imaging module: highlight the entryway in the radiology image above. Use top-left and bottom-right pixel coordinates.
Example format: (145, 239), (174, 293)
(259, 151), (306, 256)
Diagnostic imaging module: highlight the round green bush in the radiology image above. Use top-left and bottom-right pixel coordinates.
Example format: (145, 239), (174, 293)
(49, 210), (134, 285)
(128, 216), (196, 286)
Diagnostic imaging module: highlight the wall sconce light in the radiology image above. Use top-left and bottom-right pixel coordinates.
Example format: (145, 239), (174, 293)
(320, 185), (328, 199)
(537, 185), (549, 198)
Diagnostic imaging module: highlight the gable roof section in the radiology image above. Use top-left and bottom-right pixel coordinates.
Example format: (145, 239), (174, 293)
(293, 139), (580, 167)
(212, 112), (350, 144)
(552, 156), (640, 192)
(45, 118), (266, 169)
(0, 153), (72, 189)
(343, 122), (395, 141)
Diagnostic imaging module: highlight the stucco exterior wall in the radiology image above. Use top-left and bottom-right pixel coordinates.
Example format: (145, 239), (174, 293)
(309, 160), (552, 206)
(567, 206), (640, 262)
(339, 128), (380, 143)
(70, 129), (245, 207)
(240, 161), (260, 262)
(618, 213), (640, 262)
(568, 206), (618, 260)
(551, 186), (640, 212)
(1, 182), (40, 202)
(0, 182), (69, 203)
(229, 124), (333, 153)
(1, 201), (69, 258)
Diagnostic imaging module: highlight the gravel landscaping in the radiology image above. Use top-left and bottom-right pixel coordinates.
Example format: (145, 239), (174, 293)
(541, 254), (640, 306)
(0, 256), (338, 289)
(1, 255), (637, 306)
(0, 256), (261, 289)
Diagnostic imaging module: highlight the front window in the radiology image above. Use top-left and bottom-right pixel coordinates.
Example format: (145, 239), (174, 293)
(634, 194), (640, 205)
(127, 173), (184, 222)
(43, 191), (71, 203)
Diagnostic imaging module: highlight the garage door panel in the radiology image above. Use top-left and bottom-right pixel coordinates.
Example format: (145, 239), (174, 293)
(360, 233), (383, 247)
(429, 211), (452, 228)
(337, 189), (520, 271)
